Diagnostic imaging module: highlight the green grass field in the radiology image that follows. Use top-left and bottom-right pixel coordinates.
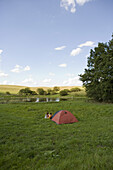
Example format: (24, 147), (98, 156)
(0, 98), (113, 170)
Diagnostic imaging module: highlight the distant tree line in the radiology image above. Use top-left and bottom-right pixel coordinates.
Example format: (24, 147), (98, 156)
(18, 86), (82, 96)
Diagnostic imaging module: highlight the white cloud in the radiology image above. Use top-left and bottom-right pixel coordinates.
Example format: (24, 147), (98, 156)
(42, 79), (52, 83)
(0, 71), (8, 77)
(54, 46), (66, 50)
(0, 56), (2, 62)
(11, 65), (30, 73)
(0, 80), (17, 85)
(86, 54), (89, 58)
(22, 78), (37, 85)
(0, 49), (3, 55)
(78, 41), (94, 48)
(60, 0), (76, 13)
(60, 0), (93, 13)
(67, 73), (75, 77)
(0, 50), (3, 62)
(0, 80), (8, 85)
(58, 63), (67, 67)
(9, 82), (15, 85)
(24, 65), (30, 71)
(63, 76), (82, 86)
(11, 65), (22, 73)
(76, 0), (92, 6)
(49, 72), (55, 76)
(70, 48), (81, 56)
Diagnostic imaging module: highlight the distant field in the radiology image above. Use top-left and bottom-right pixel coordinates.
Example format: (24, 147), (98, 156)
(0, 85), (84, 94)
(0, 85), (27, 94)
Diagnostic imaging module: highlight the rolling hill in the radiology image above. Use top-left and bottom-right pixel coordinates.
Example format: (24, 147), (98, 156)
(0, 85), (84, 94)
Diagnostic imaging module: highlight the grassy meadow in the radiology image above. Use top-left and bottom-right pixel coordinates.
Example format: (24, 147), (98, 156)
(0, 98), (113, 170)
(0, 85), (27, 94)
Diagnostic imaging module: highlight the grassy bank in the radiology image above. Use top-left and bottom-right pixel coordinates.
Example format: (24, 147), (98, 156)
(0, 99), (113, 169)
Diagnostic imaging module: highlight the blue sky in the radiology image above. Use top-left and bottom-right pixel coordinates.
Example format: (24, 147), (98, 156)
(0, 0), (113, 87)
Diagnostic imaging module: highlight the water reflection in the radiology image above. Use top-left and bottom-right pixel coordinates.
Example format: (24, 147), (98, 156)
(0, 97), (61, 104)
(36, 98), (60, 103)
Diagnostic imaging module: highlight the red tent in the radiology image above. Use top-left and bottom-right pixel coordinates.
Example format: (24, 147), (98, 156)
(51, 110), (78, 124)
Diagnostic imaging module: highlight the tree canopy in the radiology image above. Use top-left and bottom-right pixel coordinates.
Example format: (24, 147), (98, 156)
(70, 87), (81, 92)
(19, 87), (37, 96)
(60, 89), (68, 96)
(79, 35), (113, 102)
(37, 88), (45, 95)
(53, 86), (60, 92)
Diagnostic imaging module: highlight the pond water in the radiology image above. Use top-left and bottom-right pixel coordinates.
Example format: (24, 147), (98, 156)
(0, 97), (69, 104)
(35, 98), (60, 102)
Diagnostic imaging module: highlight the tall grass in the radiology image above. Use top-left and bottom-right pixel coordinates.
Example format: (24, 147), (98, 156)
(0, 99), (113, 169)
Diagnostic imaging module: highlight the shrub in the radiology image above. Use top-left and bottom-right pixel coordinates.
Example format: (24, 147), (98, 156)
(6, 91), (11, 95)
(60, 89), (68, 96)
(53, 86), (60, 92)
(70, 87), (81, 92)
(64, 89), (70, 93)
(19, 88), (36, 96)
(37, 88), (45, 95)
(31, 91), (37, 95)
(47, 89), (52, 95)
(51, 90), (56, 95)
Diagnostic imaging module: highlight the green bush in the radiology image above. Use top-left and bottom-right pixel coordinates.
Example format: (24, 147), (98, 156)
(60, 89), (68, 96)
(47, 89), (52, 95)
(53, 86), (60, 92)
(19, 88), (36, 96)
(64, 89), (70, 93)
(31, 91), (37, 95)
(37, 88), (45, 95)
(70, 87), (81, 92)
(51, 90), (56, 95)
(46, 89), (56, 95)
(6, 91), (11, 95)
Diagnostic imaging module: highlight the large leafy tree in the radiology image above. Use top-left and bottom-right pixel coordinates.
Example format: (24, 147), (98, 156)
(19, 87), (37, 95)
(37, 88), (45, 95)
(79, 35), (113, 102)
